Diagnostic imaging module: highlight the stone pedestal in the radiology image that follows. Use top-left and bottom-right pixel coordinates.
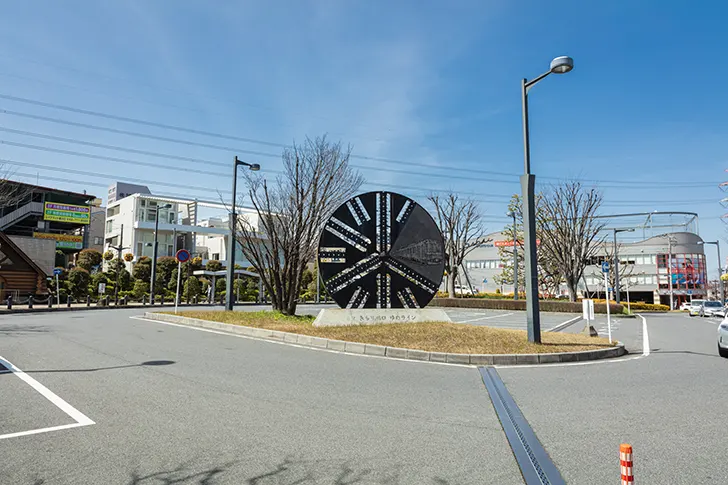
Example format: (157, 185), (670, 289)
(313, 308), (452, 327)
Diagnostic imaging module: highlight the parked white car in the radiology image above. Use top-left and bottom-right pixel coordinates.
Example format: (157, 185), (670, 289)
(679, 301), (692, 311)
(718, 316), (728, 358)
(688, 299), (705, 317)
(454, 285), (477, 296)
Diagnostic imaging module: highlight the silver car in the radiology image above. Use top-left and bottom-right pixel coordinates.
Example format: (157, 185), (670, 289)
(701, 301), (724, 317)
(719, 317), (728, 358)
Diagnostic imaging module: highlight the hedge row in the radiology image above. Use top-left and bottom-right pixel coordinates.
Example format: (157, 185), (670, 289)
(431, 297), (624, 314)
(591, 299), (669, 312)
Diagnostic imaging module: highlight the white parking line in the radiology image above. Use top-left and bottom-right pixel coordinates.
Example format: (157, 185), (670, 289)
(0, 355), (95, 440)
(458, 312), (515, 323)
(546, 315), (581, 332)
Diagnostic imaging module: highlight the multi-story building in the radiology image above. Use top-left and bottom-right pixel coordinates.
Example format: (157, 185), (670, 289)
(103, 184), (258, 270)
(0, 181), (100, 296)
(461, 212), (708, 306)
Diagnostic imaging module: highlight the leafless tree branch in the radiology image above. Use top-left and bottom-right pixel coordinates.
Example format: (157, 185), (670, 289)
(236, 136), (363, 315)
(427, 192), (487, 297)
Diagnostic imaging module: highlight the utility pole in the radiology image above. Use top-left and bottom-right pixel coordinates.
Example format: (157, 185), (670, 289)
(508, 211), (518, 300)
(108, 224), (127, 303)
(613, 227), (635, 304)
(667, 236), (675, 310)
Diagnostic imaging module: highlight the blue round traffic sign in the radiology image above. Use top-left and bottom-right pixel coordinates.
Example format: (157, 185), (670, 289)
(175, 249), (191, 263)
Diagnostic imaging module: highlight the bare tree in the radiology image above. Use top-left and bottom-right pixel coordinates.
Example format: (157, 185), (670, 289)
(236, 136), (363, 315)
(427, 192), (487, 298)
(0, 165), (26, 208)
(495, 194), (562, 297)
(537, 181), (605, 301)
(584, 245), (641, 298)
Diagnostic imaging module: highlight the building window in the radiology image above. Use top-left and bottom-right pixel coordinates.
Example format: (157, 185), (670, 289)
(212, 253), (220, 260)
(106, 220), (114, 233)
(93, 236), (103, 245)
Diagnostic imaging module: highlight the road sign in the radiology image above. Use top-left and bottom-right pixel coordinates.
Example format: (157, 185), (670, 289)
(687, 290), (693, 295)
(601, 261), (610, 273)
(175, 249), (191, 263)
(582, 299), (595, 321)
(53, 268), (63, 276)
(98, 283), (106, 295)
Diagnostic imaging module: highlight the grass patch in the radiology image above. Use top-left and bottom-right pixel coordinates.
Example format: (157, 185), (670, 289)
(168, 310), (615, 354)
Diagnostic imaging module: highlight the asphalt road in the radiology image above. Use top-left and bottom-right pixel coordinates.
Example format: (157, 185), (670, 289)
(1, 308), (725, 484)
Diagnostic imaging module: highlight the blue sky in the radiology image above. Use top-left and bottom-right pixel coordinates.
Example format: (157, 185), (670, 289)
(0, 1), (726, 274)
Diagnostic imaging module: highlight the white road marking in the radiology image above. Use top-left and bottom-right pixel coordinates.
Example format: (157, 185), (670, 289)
(458, 312), (515, 323)
(0, 355), (95, 440)
(638, 314), (650, 356)
(546, 315), (581, 332)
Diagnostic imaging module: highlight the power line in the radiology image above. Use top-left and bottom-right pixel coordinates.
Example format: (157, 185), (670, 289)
(0, 158), (231, 194)
(0, 94), (719, 187)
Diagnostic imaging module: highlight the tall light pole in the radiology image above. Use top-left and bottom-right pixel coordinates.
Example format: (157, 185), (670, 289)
(507, 210), (518, 300)
(226, 156), (260, 311)
(521, 55), (574, 343)
(150, 203), (172, 304)
(613, 227), (635, 303)
(698, 240), (724, 303)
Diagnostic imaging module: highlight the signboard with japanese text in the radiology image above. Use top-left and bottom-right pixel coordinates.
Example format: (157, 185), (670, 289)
(33, 232), (84, 250)
(43, 202), (91, 225)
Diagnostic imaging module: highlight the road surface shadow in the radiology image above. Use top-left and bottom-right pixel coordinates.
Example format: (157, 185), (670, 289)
(125, 457), (456, 484)
(0, 324), (49, 335)
(652, 349), (724, 358)
(19, 360), (176, 374)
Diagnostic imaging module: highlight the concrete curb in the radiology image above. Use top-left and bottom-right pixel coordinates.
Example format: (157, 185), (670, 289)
(142, 312), (628, 366)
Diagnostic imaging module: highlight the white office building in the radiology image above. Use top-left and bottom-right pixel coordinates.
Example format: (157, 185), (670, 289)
(460, 212), (709, 306)
(103, 184), (259, 270)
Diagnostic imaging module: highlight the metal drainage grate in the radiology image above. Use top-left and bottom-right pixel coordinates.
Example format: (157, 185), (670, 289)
(479, 367), (566, 485)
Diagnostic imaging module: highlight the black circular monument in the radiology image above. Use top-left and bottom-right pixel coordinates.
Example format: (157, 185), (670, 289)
(318, 191), (445, 309)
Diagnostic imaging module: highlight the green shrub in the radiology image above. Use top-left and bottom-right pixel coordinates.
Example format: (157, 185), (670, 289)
(215, 277), (227, 293)
(156, 257), (177, 285)
(206, 259), (222, 272)
(132, 280), (149, 300)
(76, 249), (103, 271)
(184, 277), (202, 300)
(67, 267), (90, 299)
(133, 260), (151, 281)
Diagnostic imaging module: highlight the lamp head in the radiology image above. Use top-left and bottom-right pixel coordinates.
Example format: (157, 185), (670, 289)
(549, 56), (574, 74)
(249, 163), (261, 171)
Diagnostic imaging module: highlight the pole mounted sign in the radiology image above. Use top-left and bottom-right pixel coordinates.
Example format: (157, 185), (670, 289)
(601, 261), (610, 273)
(175, 249), (191, 264)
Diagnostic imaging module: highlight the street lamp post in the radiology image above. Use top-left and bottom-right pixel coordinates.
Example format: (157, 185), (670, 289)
(150, 203), (173, 304)
(698, 240), (724, 303)
(507, 211), (518, 300)
(520, 55), (574, 343)
(225, 156), (260, 311)
(613, 227), (635, 304)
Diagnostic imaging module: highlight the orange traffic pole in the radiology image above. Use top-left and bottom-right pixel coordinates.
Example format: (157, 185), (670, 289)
(620, 443), (634, 484)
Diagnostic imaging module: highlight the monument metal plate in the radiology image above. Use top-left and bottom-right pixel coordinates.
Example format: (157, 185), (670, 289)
(318, 191), (445, 309)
